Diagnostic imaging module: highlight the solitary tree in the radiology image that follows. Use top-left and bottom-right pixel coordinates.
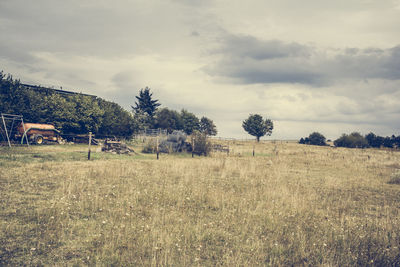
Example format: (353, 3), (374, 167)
(199, 116), (217, 136)
(307, 132), (327, 146)
(242, 114), (273, 142)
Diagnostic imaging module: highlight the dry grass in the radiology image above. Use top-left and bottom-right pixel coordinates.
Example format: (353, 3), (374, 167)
(0, 142), (400, 266)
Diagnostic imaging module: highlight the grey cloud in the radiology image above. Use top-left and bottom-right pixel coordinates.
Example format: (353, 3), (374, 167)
(206, 58), (321, 84)
(205, 34), (400, 86)
(0, 43), (38, 64)
(217, 35), (312, 60)
(0, 0), (198, 59)
(169, 0), (213, 7)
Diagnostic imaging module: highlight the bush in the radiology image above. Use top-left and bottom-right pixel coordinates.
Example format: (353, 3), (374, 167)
(299, 132), (326, 146)
(334, 132), (368, 148)
(141, 140), (157, 153)
(191, 131), (211, 156)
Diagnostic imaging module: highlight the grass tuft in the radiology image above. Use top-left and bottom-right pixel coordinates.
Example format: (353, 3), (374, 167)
(388, 171), (400, 185)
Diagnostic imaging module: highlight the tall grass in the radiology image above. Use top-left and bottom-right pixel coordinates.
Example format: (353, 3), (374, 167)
(0, 142), (399, 265)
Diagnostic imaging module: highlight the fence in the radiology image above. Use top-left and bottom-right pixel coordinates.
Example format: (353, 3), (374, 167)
(137, 129), (168, 137)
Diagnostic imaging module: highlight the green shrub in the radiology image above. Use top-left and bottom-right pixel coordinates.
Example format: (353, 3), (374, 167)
(142, 140), (157, 153)
(191, 131), (211, 156)
(299, 132), (326, 146)
(334, 132), (368, 148)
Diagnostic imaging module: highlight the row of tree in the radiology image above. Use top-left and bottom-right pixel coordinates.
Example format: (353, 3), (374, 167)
(0, 72), (136, 137)
(299, 131), (400, 149)
(132, 87), (217, 136)
(0, 72), (217, 138)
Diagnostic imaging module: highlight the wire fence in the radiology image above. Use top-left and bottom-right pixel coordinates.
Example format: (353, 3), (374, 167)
(136, 129), (168, 137)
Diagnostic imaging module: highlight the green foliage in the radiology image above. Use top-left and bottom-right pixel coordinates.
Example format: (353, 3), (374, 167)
(132, 87), (160, 127)
(181, 109), (199, 135)
(365, 132), (400, 149)
(0, 71), (137, 137)
(365, 132), (383, 148)
(199, 117), (217, 136)
(155, 108), (183, 133)
(141, 140), (157, 153)
(334, 132), (368, 148)
(242, 114), (273, 142)
(191, 131), (211, 156)
(300, 132), (327, 146)
(97, 100), (136, 138)
(0, 71), (217, 139)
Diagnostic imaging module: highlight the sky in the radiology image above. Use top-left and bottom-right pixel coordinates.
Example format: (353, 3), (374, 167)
(1, 0), (400, 140)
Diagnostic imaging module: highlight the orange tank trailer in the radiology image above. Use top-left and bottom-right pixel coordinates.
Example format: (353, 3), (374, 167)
(16, 123), (61, 144)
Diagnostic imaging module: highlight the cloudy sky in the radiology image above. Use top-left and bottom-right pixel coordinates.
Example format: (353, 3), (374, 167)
(1, 0), (400, 139)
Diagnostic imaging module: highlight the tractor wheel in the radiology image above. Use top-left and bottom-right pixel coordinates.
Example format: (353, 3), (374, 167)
(34, 135), (44, 145)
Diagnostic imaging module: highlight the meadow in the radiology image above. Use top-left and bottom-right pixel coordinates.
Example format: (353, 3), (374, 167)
(0, 140), (399, 266)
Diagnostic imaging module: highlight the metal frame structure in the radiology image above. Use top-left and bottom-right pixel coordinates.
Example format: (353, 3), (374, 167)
(0, 113), (29, 147)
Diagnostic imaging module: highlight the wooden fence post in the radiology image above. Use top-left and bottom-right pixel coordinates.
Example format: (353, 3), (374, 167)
(156, 136), (159, 160)
(192, 136), (195, 158)
(88, 132), (92, 160)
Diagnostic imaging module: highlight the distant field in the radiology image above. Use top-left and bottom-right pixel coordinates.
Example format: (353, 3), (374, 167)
(0, 141), (399, 266)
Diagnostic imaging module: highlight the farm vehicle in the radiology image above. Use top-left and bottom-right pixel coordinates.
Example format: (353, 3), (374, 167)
(15, 123), (61, 145)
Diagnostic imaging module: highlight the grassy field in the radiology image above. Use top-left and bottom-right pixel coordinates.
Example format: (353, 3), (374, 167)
(0, 141), (399, 266)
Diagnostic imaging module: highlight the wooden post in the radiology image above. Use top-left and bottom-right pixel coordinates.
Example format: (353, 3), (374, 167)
(192, 136), (195, 158)
(88, 132), (92, 160)
(253, 144), (255, 157)
(156, 136), (159, 160)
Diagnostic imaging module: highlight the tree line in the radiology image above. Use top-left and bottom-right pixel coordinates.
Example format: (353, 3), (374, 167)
(0, 72), (217, 138)
(300, 131), (400, 149)
(132, 87), (217, 136)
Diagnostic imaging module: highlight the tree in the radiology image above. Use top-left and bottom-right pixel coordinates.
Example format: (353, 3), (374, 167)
(191, 130), (212, 156)
(0, 71), (138, 137)
(199, 116), (217, 136)
(132, 87), (160, 127)
(383, 136), (394, 148)
(154, 108), (183, 133)
(242, 114), (273, 142)
(98, 100), (136, 138)
(181, 109), (199, 135)
(334, 132), (368, 148)
(365, 132), (385, 148)
(393, 135), (400, 148)
(307, 132), (326, 146)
